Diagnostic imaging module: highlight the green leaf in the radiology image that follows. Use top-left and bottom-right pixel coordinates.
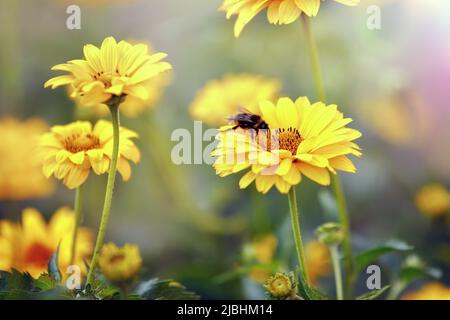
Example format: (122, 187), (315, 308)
(136, 278), (199, 300)
(0, 269), (34, 292)
(34, 273), (58, 291)
(356, 285), (391, 300)
(297, 272), (328, 300)
(47, 245), (62, 282)
(355, 240), (413, 270)
(399, 255), (442, 284)
(81, 278), (120, 300)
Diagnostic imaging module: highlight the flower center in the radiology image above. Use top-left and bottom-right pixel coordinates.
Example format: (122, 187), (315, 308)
(109, 253), (126, 264)
(277, 128), (302, 155)
(62, 133), (101, 153)
(23, 242), (53, 268)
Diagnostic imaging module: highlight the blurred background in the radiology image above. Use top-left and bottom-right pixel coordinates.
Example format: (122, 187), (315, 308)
(0, 0), (449, 299)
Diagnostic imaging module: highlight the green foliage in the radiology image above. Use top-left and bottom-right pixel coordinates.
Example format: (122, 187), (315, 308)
(355, 240), (413, 271)
(297, 271), (328, 300)
(135, 278), (199, 300)
(34, 274), (58, 291)
(0, 269), (35, 299)
(356, 285), (390, 300)
(399, 255), (442, 284)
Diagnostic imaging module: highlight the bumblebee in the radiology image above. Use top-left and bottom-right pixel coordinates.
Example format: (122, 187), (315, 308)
(227, 109), (269, 132)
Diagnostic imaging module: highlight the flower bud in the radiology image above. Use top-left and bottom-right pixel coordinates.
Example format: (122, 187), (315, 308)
(263, 272), (296, 299)
(315, 222), (344, 246)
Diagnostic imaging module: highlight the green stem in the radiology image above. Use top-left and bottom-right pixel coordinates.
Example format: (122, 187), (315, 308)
(301, 15), (326, 102)
(70, 186), (83, 266)
(287, 187), (310, 285)
(301, 15), (355, 297)
(330, 245), (343, 300)
(386, 281), (406, 300)
(85, 100), (121, 288)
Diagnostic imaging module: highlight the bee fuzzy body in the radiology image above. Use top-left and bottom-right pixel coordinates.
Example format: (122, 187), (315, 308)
(227, 112), (269, 133)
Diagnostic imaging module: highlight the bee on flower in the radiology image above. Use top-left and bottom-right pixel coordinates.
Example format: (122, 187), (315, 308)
(212, 96), (362, 194)
(38, 120), (140, 189)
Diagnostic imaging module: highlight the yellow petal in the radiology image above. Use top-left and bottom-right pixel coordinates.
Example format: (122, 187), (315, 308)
(297, 162), (330, 185)
(329, 155), (356, 173)
(100, 36), (118, 74)
(295, 0), (320, 17)
(276, 97), (298, 129)
(117, 158), (132, 181)
(239, 171), (257, 189)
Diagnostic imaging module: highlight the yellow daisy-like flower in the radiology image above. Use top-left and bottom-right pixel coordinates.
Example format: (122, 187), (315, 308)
(0, 117), (54, 200)
(44, 36), (172, 107)
(72, 42), (171, 118)
(189, 74), (281, 126)
(305, 240), (331, 285)
(402, 282), (450, 300)
(0, 207), (93, 278)
(213, 96), (362, 194)
(415, 184), (450, 218)
(98, 242), (142, 283)
(243, 234), (278, 283)
(39, 120), (140, 189)
(220, 0), (360, 37)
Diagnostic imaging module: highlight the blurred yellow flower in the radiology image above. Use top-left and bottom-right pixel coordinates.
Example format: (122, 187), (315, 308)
(0, 118), (54, 200)
(305, 240), (331, 285)
(415, 184), (450, 218)
(39, 120), (140, 189)
(190, 74), (281, 126)
(0, 207), (93, 278)
(213, 97), (362, 194)
(220, 0), (359, 37)
(402, 282), (450, 300)
(72, 42), (171, 118)
(243, 234), (277, 282)
(45, 36), (172, 108)
(98, 242), (142, 283)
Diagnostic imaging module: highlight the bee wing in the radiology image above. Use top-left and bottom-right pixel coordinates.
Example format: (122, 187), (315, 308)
(237, 106), (251, 113)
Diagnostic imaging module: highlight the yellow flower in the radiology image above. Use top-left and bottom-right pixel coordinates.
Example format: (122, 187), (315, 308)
(39, 120), (140, 189)
(190, 74), (281, 126)
(0, 207), (93, 278)
(305, 240), (331, 285)
(98, 242), (142, 283)
(212, 97), (362, 194)
(402, 282), (450, 300)
(220, 0), (360, 37)
(44, 36), (172, 108)
(0, 118), (55, 200)
(243, 234), (278, 282)
(72, 42), (171, 118)
(415, 184), (450, 218)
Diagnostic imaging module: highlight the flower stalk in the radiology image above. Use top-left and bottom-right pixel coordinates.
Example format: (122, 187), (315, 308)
(287, 187), (309, 285)
(86, 97), (122, 288)
(330, 245), (344, 300)
(301, 15), (355, 297)
(70, 186), (83, 265)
